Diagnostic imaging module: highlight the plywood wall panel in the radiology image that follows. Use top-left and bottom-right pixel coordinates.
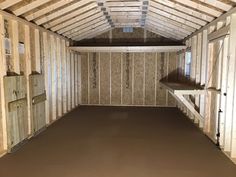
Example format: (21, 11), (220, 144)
(100, 53), (110, 105)
(156, 53), (168, 106)
(81, 53), (88, 104)
(122, 53), (133, 105)
(145, 53), (156, 106)
(88, 53), (99, 105)
(80, 52), (177, 107)
(133, 53), (144, 105)
(111, 53), (121, 105)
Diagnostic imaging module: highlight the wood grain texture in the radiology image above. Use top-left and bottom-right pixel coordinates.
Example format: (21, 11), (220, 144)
(29, 74), (46, 134)
(156, 53), (167, 106)
(145, 53), (156, 105)
(79, 52), (178, 107)
(89, 52), (99, 104)
(167, 52), (177, 106)
(100, 53), (110, 105)
(133, 53), (144, 105)
(4, 76), (28, 149)
(111, 53), (121, 105)
(122, 53), (133, 105)
(0, 86), (3, 152)
(81, 53), (88, 104)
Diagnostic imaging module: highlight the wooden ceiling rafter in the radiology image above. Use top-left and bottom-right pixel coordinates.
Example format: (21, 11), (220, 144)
(0, 0), (234, 41)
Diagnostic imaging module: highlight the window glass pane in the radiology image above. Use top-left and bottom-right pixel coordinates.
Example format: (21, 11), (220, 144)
(185, 51), (191, 78)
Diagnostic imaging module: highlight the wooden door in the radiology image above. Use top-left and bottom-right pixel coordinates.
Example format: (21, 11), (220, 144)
(4, 76), (28, 150)
(29, 74), (46, 134)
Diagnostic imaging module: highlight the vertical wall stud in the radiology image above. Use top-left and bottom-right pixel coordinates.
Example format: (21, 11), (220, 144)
(229, 14), (236, 157)
(75, 53), (78, 106)
(43, 32), (50, 124)
(67, 43), (71, 110)
(56, 37), (62, 117)
(0, 14), (7, 151)
(25, 25), (33, 135)
(78, 54), (82, 105)
(34, 29), (41, 73)
(61, 40), (67, 114)
(50, 35), (57, 121)
(11, 20), (20, 75)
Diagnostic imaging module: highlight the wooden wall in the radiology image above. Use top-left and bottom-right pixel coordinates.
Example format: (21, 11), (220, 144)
(0, 12), (80, 155)
(80, 51), (177, 107)
(176, 12), (236, 163)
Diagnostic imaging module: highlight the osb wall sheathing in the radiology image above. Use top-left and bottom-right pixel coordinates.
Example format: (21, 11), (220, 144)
(100, 53), (110, 105)
(81, 53), (88, 104)
(133, 53), (144, 105)
(145, 53), (156, 105)
(111, 53), (122, 105)
(80, 52), (178, 107)
(122, 53), (133, 105)
(88, 53), (99, 104)
(156, 53), (168, 106)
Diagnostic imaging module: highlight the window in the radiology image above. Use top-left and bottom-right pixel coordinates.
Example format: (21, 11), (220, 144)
(185, 51), (191, 78)
(123, 27), (133, 33)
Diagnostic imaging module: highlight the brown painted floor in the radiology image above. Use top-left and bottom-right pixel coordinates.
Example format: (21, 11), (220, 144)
(0, 106), (236, 177)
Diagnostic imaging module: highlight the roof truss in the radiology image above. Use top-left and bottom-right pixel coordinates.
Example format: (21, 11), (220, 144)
(0, 0), (234, 41)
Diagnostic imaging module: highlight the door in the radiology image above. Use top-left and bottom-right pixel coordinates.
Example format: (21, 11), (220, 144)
(4, 76), (28, 150)
(29, 74), (46, 134)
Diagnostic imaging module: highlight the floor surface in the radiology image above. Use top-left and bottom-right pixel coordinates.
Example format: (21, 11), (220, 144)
(0, 106), (236, 177)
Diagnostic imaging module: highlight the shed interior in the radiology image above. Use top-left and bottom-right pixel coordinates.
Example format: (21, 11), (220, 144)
(0, 0), (236, 176)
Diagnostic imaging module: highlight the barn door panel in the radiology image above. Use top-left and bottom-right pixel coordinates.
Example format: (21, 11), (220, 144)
(29, 74), (46, 134)
(4, 76), (28, 150)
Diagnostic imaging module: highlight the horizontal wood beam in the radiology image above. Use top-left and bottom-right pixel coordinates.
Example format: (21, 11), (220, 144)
(69, 46), (186, 53)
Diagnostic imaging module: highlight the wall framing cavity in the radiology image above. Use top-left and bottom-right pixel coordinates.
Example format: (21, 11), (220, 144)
(0, 10), (80, 156)
(175, 11), (236, 164)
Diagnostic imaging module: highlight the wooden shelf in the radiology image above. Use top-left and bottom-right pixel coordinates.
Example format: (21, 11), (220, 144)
(160, 81), (205, 95)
